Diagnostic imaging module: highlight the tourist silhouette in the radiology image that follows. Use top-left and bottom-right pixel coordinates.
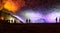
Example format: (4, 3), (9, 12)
(56, 17), (57, 23)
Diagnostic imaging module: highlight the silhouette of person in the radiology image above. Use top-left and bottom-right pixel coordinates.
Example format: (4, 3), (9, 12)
(26, 19), (31, 23)
(29, 19), (31, 23)
(56, 17), (57, 23)
(59, 18), (60, 22)
(26, 19), (29, 23)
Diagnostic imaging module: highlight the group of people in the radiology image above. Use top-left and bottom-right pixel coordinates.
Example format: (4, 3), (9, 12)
(26, 17), (60, 23)
(56, 17), (60, 23)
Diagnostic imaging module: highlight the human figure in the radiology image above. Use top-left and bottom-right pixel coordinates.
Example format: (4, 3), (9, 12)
(29, 19), (31, 23)
(56, 17), (58, 23)
(59, 18), (60, 23)
(26, 19), (29, 23)
(26, 19), (31, 23)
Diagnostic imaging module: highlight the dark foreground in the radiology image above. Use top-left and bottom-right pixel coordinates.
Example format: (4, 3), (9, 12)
(0, 22), (60, 33)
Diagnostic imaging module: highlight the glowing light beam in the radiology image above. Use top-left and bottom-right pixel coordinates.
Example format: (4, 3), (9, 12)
(46, 12), (60, 23)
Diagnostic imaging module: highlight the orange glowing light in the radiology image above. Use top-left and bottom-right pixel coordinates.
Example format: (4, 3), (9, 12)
(3, 0), (25, 13)
(0, 4), (3, 10)
(0, 17), (4, 20)
(0, 0), (3, 10)
(4, 0), (18, 13)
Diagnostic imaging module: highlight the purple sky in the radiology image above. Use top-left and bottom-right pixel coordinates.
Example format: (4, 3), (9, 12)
(15, 0), (60, 23)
